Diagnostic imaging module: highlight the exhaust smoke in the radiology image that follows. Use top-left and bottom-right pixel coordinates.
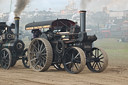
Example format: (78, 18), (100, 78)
(80, 0), (92, 10)
(6, 0), (30, 26)
(6, 12), (15, 26)
(14, 0), (30, 17)
(0, 0), (2, 1)
(80, 0), (128, 11)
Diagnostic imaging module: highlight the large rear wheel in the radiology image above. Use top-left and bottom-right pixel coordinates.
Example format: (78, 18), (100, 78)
(0, 48), (12, 69)
(28, 38), (53, 72)
(63, 47), (86, 74)
(86, 47), (108, 72)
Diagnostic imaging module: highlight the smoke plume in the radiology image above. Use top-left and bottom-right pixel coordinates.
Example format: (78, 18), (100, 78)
(0, 0), (5, 3)
(14, 0), (30, 17)
(80, 0), (128, 11)
(80, 0), (92, 10)
(6, 12), (15, 26)
(6, 0), (30, 26)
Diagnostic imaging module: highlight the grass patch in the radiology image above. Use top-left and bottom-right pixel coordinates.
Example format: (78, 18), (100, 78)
(94, 38), (128, 66)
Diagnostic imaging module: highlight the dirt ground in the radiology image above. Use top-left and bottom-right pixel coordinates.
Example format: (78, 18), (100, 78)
(0, 60), (128, 85)
(0, 38), (128, 85)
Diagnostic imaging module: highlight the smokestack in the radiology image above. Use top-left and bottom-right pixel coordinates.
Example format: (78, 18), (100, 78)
(80, 10), (86, 32)
(14, 17), (20, 40)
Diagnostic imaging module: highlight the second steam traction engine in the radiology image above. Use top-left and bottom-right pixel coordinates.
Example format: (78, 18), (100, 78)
(0, 17), (29, 69)
(26, 11), (108, 74)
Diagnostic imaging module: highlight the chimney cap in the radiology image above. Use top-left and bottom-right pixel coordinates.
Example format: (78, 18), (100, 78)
(14, 17), (20, 20)
(79, 10), (86, 13)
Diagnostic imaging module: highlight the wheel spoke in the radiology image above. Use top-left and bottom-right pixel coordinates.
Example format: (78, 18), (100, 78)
(40, 44), (43, 51)
(31, 47), (38, 53)
(42, 59), (45, 67)
(4, 53), (9, 59)
(66, 61), (72, 65)
(32, 43), (38, 51)
(74, 59), (80, 63)
(41, 56), (46, 61)
(98, 62), (102, 69)
(3, 51), (5, 57)
(92, 62), (95, 67)
(99, 57), (104, 59)
(100, 61), (104, 63)
(39, 59), (43, 66)
(40, 56), (46, 67)
(36, 40), (40, 51)
(74, 53), (80, 59)
(30, 51), (37, 54)
(97, 49), (99, 57)
(98, 54), (103, 58)
(76, 63), (80, 68)
(95, 49), (97, 58)
(41, 53), (46, 56)
(33, 60), (40, 68)
(74, 63), (79, 70)
(31, 58), (38, 62)
(41, 47), (46, 53)
(96, 62), (101, 70)
(92, 62), (97, 69)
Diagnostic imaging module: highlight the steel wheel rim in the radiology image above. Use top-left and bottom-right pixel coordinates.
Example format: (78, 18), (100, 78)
(87, 47), (108, 72)
(63, 47), (85, 74)
(28, 38), (53, 72)
(29, 39), (46, 71)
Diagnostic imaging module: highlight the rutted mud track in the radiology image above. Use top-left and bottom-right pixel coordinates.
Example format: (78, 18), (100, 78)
(0, 60), (128, 85)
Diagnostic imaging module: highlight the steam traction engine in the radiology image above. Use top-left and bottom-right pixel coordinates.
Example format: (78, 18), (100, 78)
(26, 11), (108, 74)
(0, 17), (29, 69)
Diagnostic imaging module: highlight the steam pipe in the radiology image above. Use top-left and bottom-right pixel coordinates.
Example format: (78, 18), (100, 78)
(80, 10), (86, 32)
(14, 17), (20, 40)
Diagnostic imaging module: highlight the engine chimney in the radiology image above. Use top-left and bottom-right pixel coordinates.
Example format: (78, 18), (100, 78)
(14, 17), (20, 40)
(80, 10), (86, 32)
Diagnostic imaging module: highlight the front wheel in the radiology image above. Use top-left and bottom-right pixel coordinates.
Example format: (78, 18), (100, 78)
(63, 47), (86, 74)
(0, 48), (12, 69)
(86, 47), (108, 72)
(22, 48), (30, 68)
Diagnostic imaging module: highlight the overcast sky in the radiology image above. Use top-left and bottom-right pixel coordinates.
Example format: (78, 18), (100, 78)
(0, 0), (128, 13)
(0, 0), (70, 12)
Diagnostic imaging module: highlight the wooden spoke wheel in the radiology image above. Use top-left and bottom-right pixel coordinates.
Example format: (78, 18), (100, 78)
(22, 49), (30, 68)
(63, 47), (86, 74)
(28, 38), (53, 72)
(86, 47), (108, 72)
(0, 48), (12, 69)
